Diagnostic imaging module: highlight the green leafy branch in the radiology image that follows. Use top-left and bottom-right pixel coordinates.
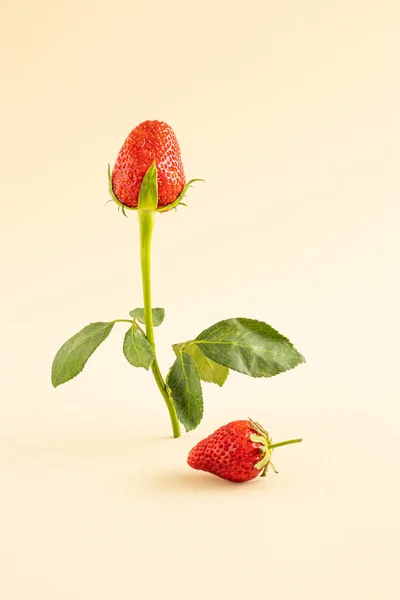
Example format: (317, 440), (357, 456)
(52, 162), (306, 438)
(52, 313), (305, 434)
(167, 318), (305, 431)
(51, 308), (164, 387)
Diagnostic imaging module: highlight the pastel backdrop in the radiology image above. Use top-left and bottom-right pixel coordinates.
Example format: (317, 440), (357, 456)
(1, 1), (399, 599)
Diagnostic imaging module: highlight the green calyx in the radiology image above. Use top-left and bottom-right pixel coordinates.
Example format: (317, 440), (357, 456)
(156, 178), (205, 213)
(249, 418), (303, 477)
(107, 162), (203, 216)
(107, 163), (130, 217)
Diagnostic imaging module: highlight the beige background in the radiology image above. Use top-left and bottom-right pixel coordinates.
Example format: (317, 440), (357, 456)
(1, 1), (399, 598)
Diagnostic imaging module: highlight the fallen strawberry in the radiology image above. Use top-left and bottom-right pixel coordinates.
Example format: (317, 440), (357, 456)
(111, 120), (186, 208)
(187, 419), (302, 482)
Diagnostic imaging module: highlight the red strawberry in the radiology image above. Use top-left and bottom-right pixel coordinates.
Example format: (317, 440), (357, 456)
(111, 120), (185, 208)
(187, 419), (302, 482)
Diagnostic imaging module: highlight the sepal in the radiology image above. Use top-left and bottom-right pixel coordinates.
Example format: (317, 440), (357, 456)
(107, 163), (136, 215)
(107, 164), (203, 216)
(157, 179), (204, 213)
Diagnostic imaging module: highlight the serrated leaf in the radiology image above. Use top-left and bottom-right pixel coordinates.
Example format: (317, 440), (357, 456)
(195, 318), (305, 378)
(173, 342), (229, 387)
(51, 322), (114, 387)
(167, 353), (203, 431)
(123, 325), (154, 370)
(129, 307), (165, 327)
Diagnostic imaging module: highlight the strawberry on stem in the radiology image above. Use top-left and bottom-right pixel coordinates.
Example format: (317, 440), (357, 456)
(111, 120), (186, 208)
(51, 118), (306, 444)
(111, 121), (203, 438)
(188, 419), (302, 482)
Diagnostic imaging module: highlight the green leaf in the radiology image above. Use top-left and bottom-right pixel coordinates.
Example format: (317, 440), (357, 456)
(51, 322), (115, 387)
(195, 318), (305, 378)
(167, 353), (203, 431)
(123, 325), (154, 370)
(138, 161), (158, 211)
(129, 307), (165, 327)
(173, 342), (229, 387)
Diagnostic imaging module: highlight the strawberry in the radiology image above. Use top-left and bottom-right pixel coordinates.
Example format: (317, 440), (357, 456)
(187, 419), (302, 482)
(111, 120), (186, 208)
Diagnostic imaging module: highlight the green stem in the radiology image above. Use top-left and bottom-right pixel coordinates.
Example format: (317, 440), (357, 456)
(137, 209), (181, 438)
(112, 319), (134, 324)
(268, 438), (302, 449)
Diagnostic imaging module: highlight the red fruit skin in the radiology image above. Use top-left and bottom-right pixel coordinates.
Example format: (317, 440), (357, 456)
(187, 420), (264, 483)
(111, 120), (186, 208)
